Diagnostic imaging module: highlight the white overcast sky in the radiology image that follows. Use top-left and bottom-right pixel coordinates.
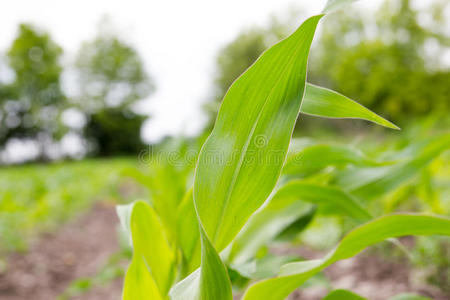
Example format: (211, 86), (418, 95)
(0, 0), (432, 143)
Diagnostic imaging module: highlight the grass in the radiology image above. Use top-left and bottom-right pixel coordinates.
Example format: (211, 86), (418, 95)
(0, 157), (139, 254)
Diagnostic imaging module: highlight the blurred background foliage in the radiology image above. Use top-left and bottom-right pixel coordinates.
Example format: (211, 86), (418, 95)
(74, 28), (153, 155)
(209, 0), (449, 130)
(0, 21), (152, 161)
(0, 24), (65, 153)
(0, 158), (139, 253)
(309, 0), (450, 124)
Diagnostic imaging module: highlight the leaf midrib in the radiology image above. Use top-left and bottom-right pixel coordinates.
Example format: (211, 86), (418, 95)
(211, 28), (310, 247)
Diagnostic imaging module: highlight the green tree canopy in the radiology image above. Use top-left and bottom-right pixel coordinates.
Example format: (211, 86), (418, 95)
(0, 23), (65, 145)
(74, 31), (154, 155)
(308, 0), (450, 123)
(209, 0), (449, 127)
(75, 34), (153, 112)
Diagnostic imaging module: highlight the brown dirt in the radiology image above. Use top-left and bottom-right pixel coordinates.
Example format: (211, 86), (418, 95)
(287, 246), (448, 300)
(0, 202), (122, 300)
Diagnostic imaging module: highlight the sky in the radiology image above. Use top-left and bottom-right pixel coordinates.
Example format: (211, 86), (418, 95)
(0, 0), (330, 143)
(3, 0), (439, 145)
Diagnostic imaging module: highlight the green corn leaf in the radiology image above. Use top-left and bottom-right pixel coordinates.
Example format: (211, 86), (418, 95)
(198, 227), (233, 300)
(275, 207), (317, 242)
(302, 84), (399, 129)
(169, 269), (200, 300)
(243, 214), (450, 300)
(148, 161), (187, 239)
(321, 290), (432, 300)
(337, 133), (450, 198)
(283, 143), (384, 176)
(322, 289), (367, 300)
(228, 180), (370, 266)
(177, 189), (201, 276)
(388, 294), (432, 300)
(169, 228), (233, 300)
(194, 15), (323, 252)
(122, 201), (176, 299)
(232, 253), (302, 280)
(288, 137), (317, 154)
(227, 192), (313, 266)
(274, 181), (372, 222)
(116, 202), (135, 244)
(123, 255), (163, 300)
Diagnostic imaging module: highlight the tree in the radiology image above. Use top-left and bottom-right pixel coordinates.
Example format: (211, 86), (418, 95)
(0, 24), (65, 149)
(308, 0), (450, 123)
(208, 0), (449, 128)
(205, 21), (288, 126)
(83, 108), (145, 156)
(213, 29), (267, 103)
(75, 31), (154, 155)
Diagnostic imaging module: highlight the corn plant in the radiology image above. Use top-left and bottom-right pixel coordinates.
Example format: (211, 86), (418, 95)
(117, 1), (450, 299)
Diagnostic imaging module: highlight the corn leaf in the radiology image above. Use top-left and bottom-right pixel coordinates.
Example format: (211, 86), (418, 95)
(283, 143), (384, 176)
(243, 214), (450, 300)
(169, 228), (233, 300)
(177, 189), (201, 276)
(194, 15), (323, 252)
(169, 269), (200, 300)
(231, 253), (303, 280)
(228, 181), (371, 266)
(123, 256), (163, 300)
(322, 290), (432, 300)
(337, 133), (450, 198)
(322, 289), (367, 300)
(275, 207), (317, 242)
(227, 192), (313, 266)
(302, 84), (399, 129)
(116, 202), (135, 245)
(148, 161), (187, 239)
(198, 227), (233, 300)
(388, 294), (432, 300)
(122, 201), (176, 299)
(274, 181), (372, 222)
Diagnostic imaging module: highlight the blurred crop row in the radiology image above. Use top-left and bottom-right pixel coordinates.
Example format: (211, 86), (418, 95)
(0, 158), (140, 253)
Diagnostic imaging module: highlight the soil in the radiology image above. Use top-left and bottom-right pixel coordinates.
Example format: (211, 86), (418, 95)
(0, 203), (447, 300)
(0, 202), (122, 300)
(284, 246), (448, 300)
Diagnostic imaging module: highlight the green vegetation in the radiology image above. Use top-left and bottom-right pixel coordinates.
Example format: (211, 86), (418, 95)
(1, 0), (449, 299)
(75, 29), (154, 155)
(310, 0), (450, 123)
(117, 1), (450, 299)
(210, 0), (449, 129)
(322, 289), (431, 300)
(0, 22), (154, 160)
(0, 24), (65, 148)
(0, 158), (138, 253)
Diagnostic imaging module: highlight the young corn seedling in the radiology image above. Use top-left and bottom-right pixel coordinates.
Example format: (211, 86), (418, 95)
(118, 1), (450, 299)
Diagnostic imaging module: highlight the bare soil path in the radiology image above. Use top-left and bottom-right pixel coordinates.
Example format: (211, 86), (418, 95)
(0, 202), (122, 300)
